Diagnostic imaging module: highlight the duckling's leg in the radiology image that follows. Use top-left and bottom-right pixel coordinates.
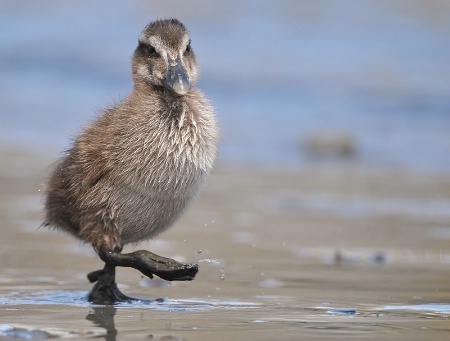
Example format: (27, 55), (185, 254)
(87, 263), (133, 304)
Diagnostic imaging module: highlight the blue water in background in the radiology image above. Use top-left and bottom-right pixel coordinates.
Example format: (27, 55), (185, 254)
(1, 1), (449, 171)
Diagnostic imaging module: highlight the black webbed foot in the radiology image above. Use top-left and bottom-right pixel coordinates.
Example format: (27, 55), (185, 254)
(87, 264), (134, 304)
(87, 268), (106, 283)
(98, 249), (199, 281)
(87, 249), (199, 304)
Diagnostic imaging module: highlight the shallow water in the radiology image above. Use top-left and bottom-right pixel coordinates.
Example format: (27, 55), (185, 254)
(2, 292), (449, 340)
(1, 149), (450, 340)
(1, 259), (449, 340)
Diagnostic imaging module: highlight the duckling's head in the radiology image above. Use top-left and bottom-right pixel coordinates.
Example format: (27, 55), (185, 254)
(132, 19), (199, 95)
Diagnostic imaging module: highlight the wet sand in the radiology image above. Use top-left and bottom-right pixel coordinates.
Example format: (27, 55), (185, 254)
(1, 147), (449, 340)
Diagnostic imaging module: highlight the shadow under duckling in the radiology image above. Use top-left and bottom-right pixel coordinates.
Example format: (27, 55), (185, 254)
(42, 19), (219, 304)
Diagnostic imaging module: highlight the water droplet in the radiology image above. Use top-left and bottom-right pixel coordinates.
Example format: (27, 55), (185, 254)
(203, 219), (216, 227)
(197, 249), (202, 254)
(197, 258), (225, 281)
(198, 258), (220, 264)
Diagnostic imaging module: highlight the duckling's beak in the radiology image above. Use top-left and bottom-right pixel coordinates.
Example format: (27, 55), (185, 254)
(165, 54), (190, 95)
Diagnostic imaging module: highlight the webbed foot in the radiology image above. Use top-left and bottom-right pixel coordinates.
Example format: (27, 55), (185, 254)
(87, 264), (134, 304)
(87, 249), (199, 304)
(98, 249), (199, 281)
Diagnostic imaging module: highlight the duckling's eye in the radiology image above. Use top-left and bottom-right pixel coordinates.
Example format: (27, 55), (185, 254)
(185, 43), (192, 54)
(144, 44), (157, 56)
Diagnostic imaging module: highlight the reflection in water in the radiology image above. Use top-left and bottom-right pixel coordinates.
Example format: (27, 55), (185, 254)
(86, 306), (117, 341)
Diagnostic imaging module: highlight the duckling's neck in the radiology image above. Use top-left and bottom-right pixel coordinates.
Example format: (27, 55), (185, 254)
(129, 84), (193, 127)
(133, 82), (187, 108)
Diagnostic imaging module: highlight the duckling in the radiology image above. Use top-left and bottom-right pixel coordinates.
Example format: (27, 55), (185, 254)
(42, 19), (219, 303)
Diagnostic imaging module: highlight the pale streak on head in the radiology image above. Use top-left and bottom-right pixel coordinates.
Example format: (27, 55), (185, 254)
(178, 33), (190, 58)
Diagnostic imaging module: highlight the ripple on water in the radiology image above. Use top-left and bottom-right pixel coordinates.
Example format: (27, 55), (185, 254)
(0, 325), (61, 340)
(381, 303), (450, 316)
(248, 304), (449, 338)
(312, 304), (450, 318)
(0, 290), (260, 311)
(326, 309), (358, 316)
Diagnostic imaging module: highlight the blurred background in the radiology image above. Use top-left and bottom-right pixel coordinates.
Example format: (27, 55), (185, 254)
(1, 0), (449, 171)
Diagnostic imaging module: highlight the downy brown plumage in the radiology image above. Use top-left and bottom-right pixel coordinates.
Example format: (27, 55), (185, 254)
(42, 19), (218, 301)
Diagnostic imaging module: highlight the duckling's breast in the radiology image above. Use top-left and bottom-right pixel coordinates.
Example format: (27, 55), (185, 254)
(111, 94), (218, 243)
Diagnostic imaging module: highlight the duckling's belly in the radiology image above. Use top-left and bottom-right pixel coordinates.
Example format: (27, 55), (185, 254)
(116, 171), (206, 244)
